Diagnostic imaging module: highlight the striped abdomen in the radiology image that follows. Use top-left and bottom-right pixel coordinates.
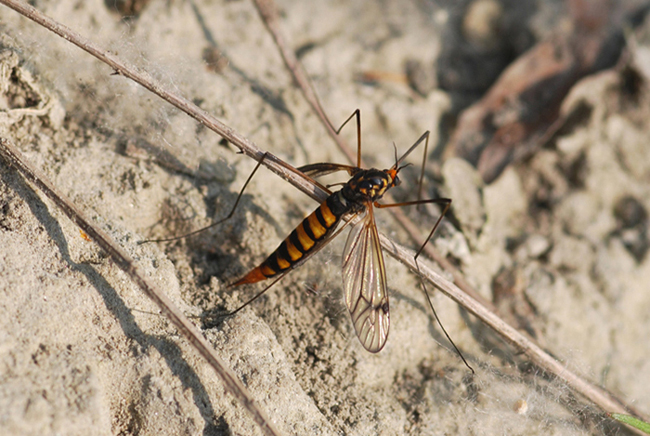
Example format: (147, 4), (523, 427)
(231, 193), (347, 286)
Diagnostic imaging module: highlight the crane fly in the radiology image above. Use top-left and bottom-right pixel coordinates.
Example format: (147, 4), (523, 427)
(227, 110), (451, 353)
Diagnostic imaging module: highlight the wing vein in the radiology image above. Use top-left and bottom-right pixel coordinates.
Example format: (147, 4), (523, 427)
(342, 204), (390, 352)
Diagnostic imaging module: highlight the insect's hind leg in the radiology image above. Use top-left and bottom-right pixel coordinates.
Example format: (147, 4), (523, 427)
(141, 152), (271, 244)
(202, 273), (289, 329)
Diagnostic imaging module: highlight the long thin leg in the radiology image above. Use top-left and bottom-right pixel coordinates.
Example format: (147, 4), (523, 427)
(377, 197), (474, 372)
(200, 272), (288, 329)
(331, 109), (362, 167)
(294, 111), (363, 179)
(374, 196), (451, 265)
(141, 152), (272, 244)
(416, 132), (429, 204)
(227, 273), (288, 316)
(375, 197), (450, 247)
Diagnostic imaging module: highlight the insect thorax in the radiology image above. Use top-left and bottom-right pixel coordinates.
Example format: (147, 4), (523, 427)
(343, 169), (395, 204)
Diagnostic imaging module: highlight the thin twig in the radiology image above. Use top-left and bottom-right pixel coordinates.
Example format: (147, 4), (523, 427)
(0, 137), (282, 436)
(1, 0), (644, 425)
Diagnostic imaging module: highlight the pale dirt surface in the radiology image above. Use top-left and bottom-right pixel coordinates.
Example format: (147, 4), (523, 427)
(1, 0), (650, 435)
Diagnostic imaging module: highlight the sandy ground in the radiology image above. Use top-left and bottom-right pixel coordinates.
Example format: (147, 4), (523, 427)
(1, 0), (650, 435)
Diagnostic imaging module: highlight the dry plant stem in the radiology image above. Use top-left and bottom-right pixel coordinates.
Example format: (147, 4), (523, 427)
(251, 0), (494, 312)
(1, 0), (644, 424)
(0, 0), (319, 203)
(2, 137), (287, 435)
(0, 137), (283, 436)
(251, 0), (356, 161)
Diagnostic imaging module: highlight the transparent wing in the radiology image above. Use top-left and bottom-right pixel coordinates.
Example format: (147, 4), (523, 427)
(341, 205), (390, 352)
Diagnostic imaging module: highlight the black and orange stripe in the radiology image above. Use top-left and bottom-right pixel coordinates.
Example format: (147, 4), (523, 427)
(231, 192), (346, 285)
(231, 168), (396, 286)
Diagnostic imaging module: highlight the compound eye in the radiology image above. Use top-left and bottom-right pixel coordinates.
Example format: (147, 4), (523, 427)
(393, 175), (401, 187)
